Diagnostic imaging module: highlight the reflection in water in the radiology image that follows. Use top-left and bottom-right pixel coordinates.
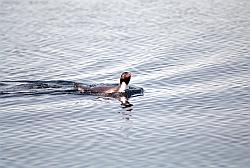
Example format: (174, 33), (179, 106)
(72, 82), (143, 120)
(118, 96), (133, 120)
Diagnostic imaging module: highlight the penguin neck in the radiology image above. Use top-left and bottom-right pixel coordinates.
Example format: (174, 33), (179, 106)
(118, 82), (128, 92)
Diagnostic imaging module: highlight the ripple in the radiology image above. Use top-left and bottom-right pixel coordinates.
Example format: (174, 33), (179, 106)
(1, 0), (249, 167)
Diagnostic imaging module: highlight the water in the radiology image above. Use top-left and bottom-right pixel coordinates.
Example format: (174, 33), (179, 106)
(0, 0), (249, 167)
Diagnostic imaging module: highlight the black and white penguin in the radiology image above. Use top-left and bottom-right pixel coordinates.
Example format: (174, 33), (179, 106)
(75, 72), (131, 94)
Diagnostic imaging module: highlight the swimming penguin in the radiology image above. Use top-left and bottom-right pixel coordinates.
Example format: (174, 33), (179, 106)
(75, 72), (131, 94)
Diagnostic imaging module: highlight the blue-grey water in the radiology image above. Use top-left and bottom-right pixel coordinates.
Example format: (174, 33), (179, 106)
(0, 0), (249, 167)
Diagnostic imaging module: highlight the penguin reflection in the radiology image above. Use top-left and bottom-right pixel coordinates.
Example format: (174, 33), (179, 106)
(118, 96), (133, 120)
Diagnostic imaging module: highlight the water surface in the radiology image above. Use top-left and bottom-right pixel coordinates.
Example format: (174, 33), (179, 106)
(0, 0), (249, 167)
